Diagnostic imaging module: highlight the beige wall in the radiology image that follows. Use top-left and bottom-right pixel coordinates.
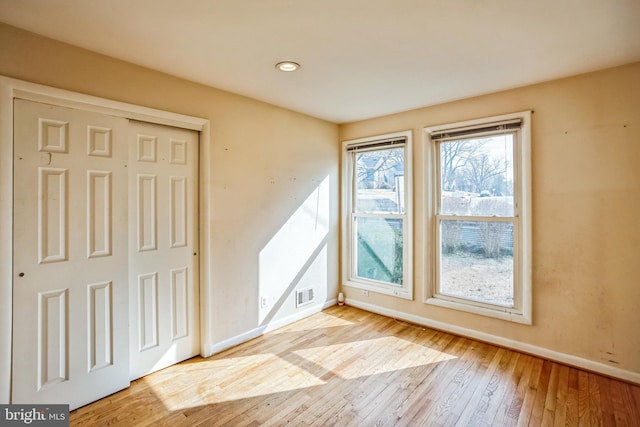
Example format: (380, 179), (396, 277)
(340, 62), (640, 376)
(0, 23), (340, 346)
(2, 21), (638, 380)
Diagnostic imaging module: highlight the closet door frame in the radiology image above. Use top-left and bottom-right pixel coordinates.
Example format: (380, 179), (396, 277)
(0, 76), (214, 403)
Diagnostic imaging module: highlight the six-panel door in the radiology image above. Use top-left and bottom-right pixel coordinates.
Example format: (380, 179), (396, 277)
(12, 100), (200, 409)
(12, 99), (131, 409)
(128, 120), (200, 381)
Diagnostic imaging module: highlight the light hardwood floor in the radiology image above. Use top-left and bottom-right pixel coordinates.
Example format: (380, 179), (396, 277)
(71, 305), (640, 426)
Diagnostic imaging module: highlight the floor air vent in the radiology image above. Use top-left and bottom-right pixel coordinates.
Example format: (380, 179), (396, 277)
(296, 288), (314, 307)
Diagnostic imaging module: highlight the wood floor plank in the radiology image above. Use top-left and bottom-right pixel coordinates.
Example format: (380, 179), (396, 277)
(481, 349), (521, 426)
(617, 380), (640, 427)
(400, 335), (473, 424)
(374, 331), (455, 425)
(552, 364), (570, 427)
(515, 357), (543, 426)
(504, 353), (534, 424)
(630, 382), (640, 422)
(441, 343), (500, 426)
(540, 362), (560, 426)
(356, 329), (445, 426)
(529, 360), (553, 426)
(577, 369), (591, 426)
(566, 367), (581, 426)
(68, 305), (640, 426)
(587, 372), (604, 426)
(595, 373), (617, 427)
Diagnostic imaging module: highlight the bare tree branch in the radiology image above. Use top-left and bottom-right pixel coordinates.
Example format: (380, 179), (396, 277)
(440, 140), (485, 191)
(465, 153), (506, 193)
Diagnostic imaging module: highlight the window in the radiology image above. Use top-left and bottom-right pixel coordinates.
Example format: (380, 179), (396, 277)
(342, 131), (413, 299)
(425, 112), (532, 323)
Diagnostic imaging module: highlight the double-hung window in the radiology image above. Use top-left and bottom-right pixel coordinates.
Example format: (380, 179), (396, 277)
(425, 112), (532, 323)
(342, 131), (413, 299)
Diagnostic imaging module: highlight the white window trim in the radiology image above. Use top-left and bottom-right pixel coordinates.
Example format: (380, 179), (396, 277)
(424, 111), (532, 324)
(341, 130), (413, 300)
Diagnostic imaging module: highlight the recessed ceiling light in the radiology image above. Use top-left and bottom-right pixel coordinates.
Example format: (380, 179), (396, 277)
(275, 61), (301, 72)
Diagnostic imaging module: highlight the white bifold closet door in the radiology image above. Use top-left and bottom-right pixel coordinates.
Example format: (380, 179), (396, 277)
(127, 120), (199, 381)
(12, 99), (199, 410)
(12, 99), (130, 409)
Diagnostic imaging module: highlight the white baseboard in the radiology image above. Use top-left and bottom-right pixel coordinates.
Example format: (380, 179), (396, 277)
(345, 298), (640, 385)
(207, 298), (337, 356)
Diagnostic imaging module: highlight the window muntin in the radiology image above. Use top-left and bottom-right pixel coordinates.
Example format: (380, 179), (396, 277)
(427, 113), (531, 323)
(343, 132), (412, 299)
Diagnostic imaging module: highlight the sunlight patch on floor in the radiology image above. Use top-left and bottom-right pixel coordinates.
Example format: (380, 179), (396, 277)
(144, 324), (455, 411)
(270, 312), (355, 333)
(293, 336), (457, 379)
(147, 352), (326, 410)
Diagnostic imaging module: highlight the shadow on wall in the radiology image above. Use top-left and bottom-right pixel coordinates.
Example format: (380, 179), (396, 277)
(258, 176), (331, 326)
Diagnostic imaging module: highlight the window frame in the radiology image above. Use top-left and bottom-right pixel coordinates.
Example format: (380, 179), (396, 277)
(424, 112), (532, 324)
(341, 130), (413, 300)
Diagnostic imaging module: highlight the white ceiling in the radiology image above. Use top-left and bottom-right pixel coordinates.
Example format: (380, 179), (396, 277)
(1, 0), (639, 123)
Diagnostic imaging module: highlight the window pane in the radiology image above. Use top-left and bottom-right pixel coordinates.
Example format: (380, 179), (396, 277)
(355, 147), (405, 214)
(355, 217), (403, 285)
(439, 219), (513, 306)
(440, 134), (514, 216)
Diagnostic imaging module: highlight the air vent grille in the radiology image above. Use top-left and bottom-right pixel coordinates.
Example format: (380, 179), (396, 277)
(296, 288), (314, 307)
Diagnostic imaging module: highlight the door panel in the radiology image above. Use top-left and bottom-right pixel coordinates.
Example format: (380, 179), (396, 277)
(12, 99), (130, 409)
(128, 121), (199, 380)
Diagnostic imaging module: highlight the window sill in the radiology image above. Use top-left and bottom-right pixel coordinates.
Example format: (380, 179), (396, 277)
(344, 280), (413, 301)
(425, 297), (532, 325)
